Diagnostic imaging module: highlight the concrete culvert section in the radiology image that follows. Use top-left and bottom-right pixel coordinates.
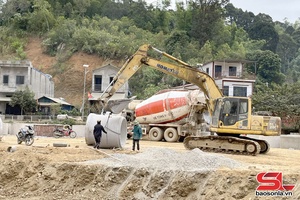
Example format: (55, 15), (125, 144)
(85, 113), (127, 148)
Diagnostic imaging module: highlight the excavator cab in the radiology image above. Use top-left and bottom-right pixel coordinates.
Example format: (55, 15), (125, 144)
(211, 97), (249, 129)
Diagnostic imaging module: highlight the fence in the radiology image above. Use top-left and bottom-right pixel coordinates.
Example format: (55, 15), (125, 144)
(2, 115), (54, 122)
(1, 114), (86, 122)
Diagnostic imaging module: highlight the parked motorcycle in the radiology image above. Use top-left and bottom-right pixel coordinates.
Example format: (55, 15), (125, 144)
(16, 125), (35, 146)
(53, 125), (77, 138)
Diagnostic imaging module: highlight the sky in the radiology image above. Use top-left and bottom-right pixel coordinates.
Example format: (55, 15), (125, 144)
(147, 0), (300, 23)
(229, 0), (300, 23)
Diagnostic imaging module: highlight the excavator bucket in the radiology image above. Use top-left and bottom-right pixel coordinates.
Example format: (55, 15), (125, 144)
(104, 98), (134, 114)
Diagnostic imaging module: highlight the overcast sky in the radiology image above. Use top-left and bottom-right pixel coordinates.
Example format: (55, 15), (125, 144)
(147, 0), (300, 23)
(229, 0), (300, 23)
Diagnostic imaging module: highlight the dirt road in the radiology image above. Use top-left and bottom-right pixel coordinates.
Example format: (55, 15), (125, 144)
(0, 135), (299, 199)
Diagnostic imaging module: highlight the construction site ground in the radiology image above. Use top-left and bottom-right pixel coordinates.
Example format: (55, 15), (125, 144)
(0, 135), (299, 200)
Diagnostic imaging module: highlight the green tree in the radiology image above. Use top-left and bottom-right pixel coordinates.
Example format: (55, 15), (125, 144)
(189, 0), (227, 47)
(27, 0), (56, 33)
(197, 40), (213, 64)
(276, 32), (298, 73)
(73, 0), (91, 17)
(287, 49), (300, 82)
(246, 50), (285, 85)
(0, 0), (32, 29)
(175, 2), (192, 33)
(50, 104), (61, 118)
(164, 30), (190, 60)
(224, 3), (255, 31)
(248, 20), (279, 52)
(9, 87), (37, 115)
(253, 81), (300, 125)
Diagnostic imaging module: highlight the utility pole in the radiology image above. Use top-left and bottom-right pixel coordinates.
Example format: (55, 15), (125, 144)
(82, 64), (89, 121)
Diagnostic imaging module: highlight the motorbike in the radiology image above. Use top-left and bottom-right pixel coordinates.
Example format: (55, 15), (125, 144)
(16, 125), (35, 146)
(53, 125), (77, 138)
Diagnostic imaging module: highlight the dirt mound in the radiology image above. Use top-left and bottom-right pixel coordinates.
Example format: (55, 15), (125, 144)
(1, 136), (300, 199)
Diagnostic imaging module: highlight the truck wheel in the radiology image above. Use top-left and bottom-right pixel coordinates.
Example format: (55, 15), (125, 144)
(164, 128), (179, 142)
(149, 127), (163, 141)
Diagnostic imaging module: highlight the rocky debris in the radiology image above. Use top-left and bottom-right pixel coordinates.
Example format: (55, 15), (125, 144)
(84, 148), (243, 172)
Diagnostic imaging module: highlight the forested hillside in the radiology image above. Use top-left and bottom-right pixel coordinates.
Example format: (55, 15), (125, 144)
(0, 0), (300, 128)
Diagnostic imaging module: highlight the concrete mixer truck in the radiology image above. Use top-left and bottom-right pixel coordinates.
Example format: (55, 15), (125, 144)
(100, 44), (281, 155)
(131, 89), (209, 142)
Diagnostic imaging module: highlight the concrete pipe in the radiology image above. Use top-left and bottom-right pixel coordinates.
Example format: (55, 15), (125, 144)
(85, 113), (127, 148)
(7, 146), (17, 152)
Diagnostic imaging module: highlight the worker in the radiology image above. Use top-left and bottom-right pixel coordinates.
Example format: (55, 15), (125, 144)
(93, 120), (107, 149)
(132, 120), (142, 151)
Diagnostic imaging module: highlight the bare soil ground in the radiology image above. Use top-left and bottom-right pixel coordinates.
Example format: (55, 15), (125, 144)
(24, 37), (121, 107)
(0, 37), (293, 199)
(0, 135), (300, 200)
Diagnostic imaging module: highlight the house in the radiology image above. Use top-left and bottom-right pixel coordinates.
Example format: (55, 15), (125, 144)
(88, 64), (129, 113)
(171, 60), (256, 97)
(37, 96), (74, 115)
(0, 60), (54, 114)
(200, 60), (256, 97)
(88, 64), (129, 100)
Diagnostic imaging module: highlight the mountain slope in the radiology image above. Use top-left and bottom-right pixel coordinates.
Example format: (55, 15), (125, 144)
(25, 37), (122, 107)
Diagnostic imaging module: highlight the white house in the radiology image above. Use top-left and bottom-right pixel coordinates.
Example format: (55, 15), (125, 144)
(200, 60), (255, 97)
(88, 64), (129, 100)
(0, 60), (54, 114)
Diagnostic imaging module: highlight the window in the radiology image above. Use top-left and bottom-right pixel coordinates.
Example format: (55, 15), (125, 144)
(206, 68), (209, 74)
(223, 86), (229, 96)
(3, 75), (9, 85)
(239, 100), (248, 114)
(229, 66), (237, 76)
(233, 86), (247, 97)
(215, 65), (222, 78)
(16, 76), (24, 84)
(109, 77), (116, 86)
(94, 75), (102, 91)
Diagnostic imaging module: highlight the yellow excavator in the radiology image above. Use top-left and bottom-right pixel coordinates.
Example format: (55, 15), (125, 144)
(101, 44), (281, 155)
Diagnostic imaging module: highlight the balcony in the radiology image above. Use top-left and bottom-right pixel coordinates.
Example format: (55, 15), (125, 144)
(214, 70), (242, 79)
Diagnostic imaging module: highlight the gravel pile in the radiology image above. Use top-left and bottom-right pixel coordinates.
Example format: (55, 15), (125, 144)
(84, 148), (243, 172)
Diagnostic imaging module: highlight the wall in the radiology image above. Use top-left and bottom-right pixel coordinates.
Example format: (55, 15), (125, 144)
(1, 123), (86, 138)
(92, 65), (128, 95)
(0, 66), (28, 92)
(215, 79), (254, 97)
(30, 68), (54, 98)
(201, 61), (243, 78)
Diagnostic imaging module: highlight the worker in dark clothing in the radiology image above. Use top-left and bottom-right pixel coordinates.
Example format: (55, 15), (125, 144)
(93, 120), (107, 149)
(132, 120), (142, 151)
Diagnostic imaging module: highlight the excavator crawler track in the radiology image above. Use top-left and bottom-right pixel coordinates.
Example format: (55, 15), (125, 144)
(183, 135), (261, 156)
(238, 136), (270, 154)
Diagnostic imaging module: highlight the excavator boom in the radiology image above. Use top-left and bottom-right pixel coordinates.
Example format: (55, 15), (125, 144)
(102, 44), (222, 115)
(100, 44), (281, 156)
